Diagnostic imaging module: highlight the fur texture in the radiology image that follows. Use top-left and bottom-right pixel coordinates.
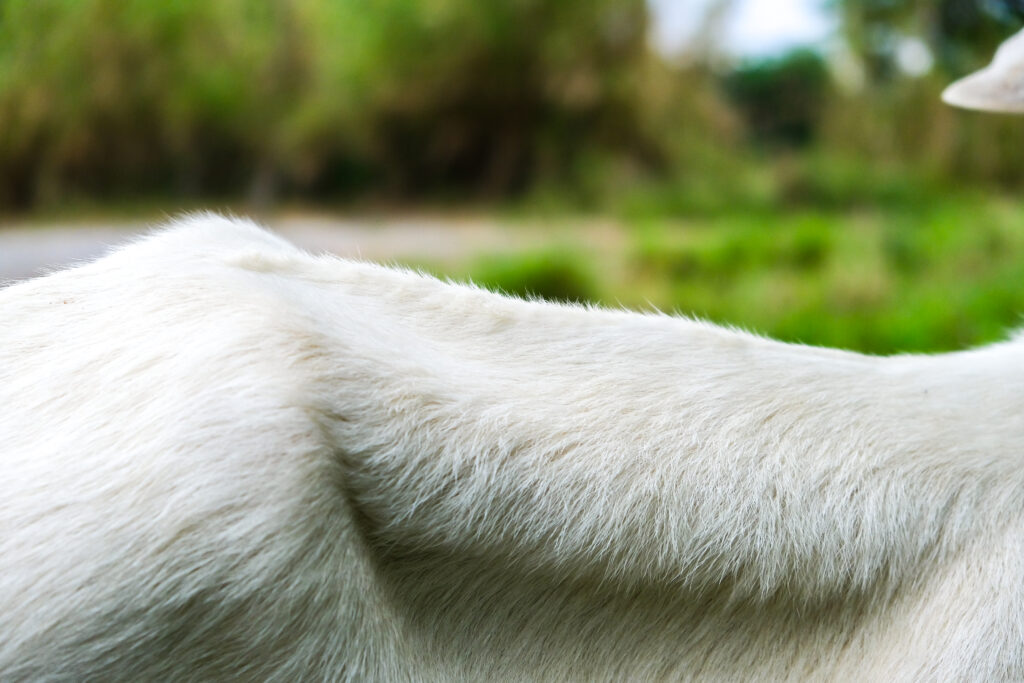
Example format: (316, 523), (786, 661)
(1, 214), (1023, 681)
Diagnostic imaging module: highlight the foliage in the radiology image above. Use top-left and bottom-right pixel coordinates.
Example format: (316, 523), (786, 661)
(0, 0), (677, 208)
(1, 0), (1023, 211)
(468, 250), (599, 304)
(456, 191), (1024, 354)
(723, 50), (831, 147)
(832, 0), (1024, 77)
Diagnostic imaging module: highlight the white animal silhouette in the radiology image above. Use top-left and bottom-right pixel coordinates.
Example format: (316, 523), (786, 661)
(3, 25), (1024, 683)
(2, 213), (1024, 680)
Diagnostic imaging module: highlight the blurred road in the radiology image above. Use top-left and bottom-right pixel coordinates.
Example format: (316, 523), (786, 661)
(0, 213), (567, 282)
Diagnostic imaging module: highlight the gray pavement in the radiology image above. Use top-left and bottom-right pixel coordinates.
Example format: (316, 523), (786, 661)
(0, 213), (559, 283)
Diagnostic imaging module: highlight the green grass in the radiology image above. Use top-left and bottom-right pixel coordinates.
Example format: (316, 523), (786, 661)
(452, 193), (1024, 355)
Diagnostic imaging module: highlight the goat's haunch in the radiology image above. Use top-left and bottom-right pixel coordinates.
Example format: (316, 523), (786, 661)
(1, 214), (1022, 680)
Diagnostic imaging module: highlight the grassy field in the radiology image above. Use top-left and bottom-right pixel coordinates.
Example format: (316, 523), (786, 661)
(418, 192), (1024, 355)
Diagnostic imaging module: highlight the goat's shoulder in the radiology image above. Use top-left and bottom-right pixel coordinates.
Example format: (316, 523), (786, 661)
(0, 215), (334, 440)
(127, 211), (302, 261)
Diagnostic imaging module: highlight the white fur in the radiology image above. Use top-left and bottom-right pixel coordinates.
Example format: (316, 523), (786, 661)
(1, 214), (1022, 681)
(943, 27), (1024, 113)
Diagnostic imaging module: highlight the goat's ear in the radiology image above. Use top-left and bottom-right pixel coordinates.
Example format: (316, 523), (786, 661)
(942, 28), (1024, 114)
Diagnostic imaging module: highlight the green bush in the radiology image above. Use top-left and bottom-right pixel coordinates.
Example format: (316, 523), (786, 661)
(722, 49), (830, 147)
(613, 194), (1024, 354)
(468, 250), (599, 304)
(0, 0), (664, 208)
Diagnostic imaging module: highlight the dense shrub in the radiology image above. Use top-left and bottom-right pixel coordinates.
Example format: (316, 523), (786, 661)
(469, 250), (599, 304)
(722, 50), (831, 148)
(0, 0), (679, 208)
(1, 0), (1023, 211)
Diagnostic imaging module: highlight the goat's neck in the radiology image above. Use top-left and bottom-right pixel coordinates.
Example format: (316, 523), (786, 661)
(296, 260), (1024, 602)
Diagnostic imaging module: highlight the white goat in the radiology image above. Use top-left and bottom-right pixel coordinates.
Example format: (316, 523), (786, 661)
(2, 212), (1023, 681)
(4, 30), (1024, 682)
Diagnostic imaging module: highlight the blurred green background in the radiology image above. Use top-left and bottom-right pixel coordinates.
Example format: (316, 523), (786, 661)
(1, 0), (1023, 353)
